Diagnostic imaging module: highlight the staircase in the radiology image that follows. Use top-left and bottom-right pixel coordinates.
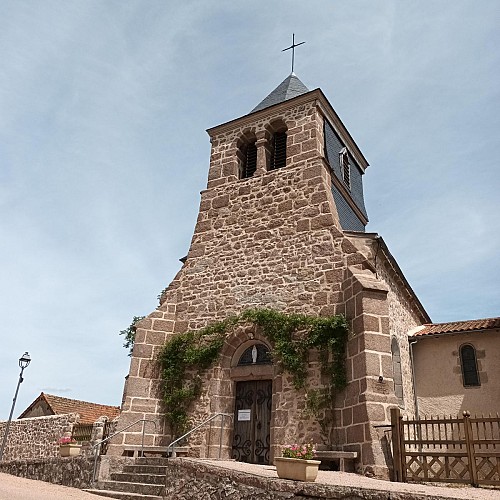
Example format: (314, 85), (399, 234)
(85, 457), (168, 500)
(84, 413), (228, 499)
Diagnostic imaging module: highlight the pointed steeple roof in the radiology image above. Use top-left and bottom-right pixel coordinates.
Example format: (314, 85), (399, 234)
(251, 73), (309, 113)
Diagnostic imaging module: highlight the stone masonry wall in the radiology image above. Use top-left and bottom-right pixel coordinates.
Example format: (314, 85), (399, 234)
(375, 253), (423, 415)
(116, 98), (351, 453)
(163, 458), (427, 500)
(344, 233), (426, 415)
(0, 456), (93, 489)
(0, 413), (78, 461)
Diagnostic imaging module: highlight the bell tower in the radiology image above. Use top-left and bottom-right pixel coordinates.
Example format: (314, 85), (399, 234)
(206, 72), (369, 233)
(113, 72), (429, 479)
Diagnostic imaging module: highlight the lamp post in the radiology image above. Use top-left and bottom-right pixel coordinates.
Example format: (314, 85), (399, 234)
(0, 352), (31, 461)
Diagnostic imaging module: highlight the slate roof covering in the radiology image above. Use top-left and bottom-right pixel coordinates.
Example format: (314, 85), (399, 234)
(251, 73), (310, 113)
(413, 317), (500, 337)
(19, 392), (120, 423)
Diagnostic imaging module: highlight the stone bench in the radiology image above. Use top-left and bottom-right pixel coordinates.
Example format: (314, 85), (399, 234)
(122, 445), (189, 458)
(314, 450), (358, 472)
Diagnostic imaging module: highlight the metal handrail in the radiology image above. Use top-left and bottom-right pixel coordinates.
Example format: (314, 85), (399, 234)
(92, 418), (157, 482)
(167, 412), (233, 459)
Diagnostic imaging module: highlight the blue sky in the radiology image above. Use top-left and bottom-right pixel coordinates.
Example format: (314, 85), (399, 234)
(1, 1), (499, 419)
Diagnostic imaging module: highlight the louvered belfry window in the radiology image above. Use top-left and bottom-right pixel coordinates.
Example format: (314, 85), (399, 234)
(460, 344), (480, 387)
(340, 148), (350, 189)
(242, 141), (257, 179)
(246, 142), (257, 178)
(271, 132), (287, 170)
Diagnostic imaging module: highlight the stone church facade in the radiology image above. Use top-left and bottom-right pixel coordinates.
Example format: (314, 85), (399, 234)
(109, 74), (430, 478)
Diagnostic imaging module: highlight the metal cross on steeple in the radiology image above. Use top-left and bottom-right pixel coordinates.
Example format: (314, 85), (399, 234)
(282, 33), (305, 73)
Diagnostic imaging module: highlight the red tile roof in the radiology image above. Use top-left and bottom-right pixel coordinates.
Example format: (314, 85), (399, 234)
(20, 392), (120, 424)
(414, 317), (500, 337)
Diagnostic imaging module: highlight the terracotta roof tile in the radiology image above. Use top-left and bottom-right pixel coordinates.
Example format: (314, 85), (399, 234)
(414, 317), (500, 337)
(41, 393), (120, 424)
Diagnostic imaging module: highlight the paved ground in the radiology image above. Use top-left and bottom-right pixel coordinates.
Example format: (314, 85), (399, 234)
(0, 473), (102, 500)
(1, 463), (500, 499)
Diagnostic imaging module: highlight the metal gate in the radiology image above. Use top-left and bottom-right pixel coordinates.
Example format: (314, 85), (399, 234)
(231, 380), (272, 464)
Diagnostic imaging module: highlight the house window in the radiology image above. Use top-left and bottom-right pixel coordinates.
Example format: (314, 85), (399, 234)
(460, 344), (480, 387)
(270, 132), (287, 170)
(339, 148), (350, 189)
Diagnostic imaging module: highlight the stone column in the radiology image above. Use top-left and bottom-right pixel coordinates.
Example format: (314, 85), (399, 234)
(255, 131), (271, 175)
(91, 417), (107, 456)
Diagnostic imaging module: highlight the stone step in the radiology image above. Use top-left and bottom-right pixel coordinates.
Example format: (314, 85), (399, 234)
(98, 480), (164, 497)
(84, 489), (162, 500)
(121, 464), (168, 475)
(121, 445), (188, 458)
(110, 472), (165, 485)
(135, 457), (170, 466)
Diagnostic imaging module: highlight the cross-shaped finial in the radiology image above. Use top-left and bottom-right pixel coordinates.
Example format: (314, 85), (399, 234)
(282, 33), (305, 73)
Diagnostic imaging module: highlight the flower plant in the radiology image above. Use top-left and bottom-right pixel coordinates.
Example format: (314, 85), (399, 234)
(282, 443), (316, 460)
(58, 436), (77, 445)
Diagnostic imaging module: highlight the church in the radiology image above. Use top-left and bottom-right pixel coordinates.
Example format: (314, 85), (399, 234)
(109, 70), (431, 478)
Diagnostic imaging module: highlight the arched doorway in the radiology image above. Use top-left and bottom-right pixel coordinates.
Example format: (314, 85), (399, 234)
(230, 342), (273, 464)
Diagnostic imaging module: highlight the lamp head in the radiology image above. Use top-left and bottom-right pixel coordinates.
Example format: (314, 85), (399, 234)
(19, 352), (31, 369)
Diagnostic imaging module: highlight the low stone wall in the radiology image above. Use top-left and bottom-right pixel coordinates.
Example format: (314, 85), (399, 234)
(165, 459), (398, 500)
(0, 413), (78, 461)
(0, 456), (94, 489)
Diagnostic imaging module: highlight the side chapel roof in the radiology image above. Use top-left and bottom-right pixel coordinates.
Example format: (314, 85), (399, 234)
(251, 73), (310, 112)
(411, 317), (500, 338)
(19, 392), (120, 424)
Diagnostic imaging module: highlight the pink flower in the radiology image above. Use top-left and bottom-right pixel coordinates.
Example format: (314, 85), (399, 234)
(58, 436), (77, 445)
(282, 442), (315, 460)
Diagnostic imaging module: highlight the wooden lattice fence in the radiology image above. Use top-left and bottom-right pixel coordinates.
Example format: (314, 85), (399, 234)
(391, 408), (500, 487)
(71, 423), (93, 443)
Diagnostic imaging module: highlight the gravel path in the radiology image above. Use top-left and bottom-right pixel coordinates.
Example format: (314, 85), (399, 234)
(0, 473), (104, 500)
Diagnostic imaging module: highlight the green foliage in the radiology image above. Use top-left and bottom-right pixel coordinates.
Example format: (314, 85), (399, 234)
(157, 287), (168, 304)
(119, 316), (145, 356)
(239, 308), (348, 389)
(158, 317), (236, 435)
(304, 387), (337, 443)
(158, 308), (348, 436)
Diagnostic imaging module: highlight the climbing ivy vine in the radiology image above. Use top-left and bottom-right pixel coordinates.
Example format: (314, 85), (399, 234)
(157, 308), (348, 436)
(120, 315), (146, 356)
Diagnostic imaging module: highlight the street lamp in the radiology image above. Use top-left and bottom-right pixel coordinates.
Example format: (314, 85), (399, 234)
(0, 352), (31, 461)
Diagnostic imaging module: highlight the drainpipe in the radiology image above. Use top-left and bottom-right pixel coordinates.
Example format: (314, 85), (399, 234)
(409, 338), (419, 420)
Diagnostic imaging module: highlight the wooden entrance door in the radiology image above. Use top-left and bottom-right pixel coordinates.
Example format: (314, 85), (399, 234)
(231, 380), (272, 464)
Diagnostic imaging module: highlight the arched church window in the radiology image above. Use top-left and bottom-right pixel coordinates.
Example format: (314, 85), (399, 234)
(339, 147), (350, 189)
(460, 344), (480, 387)
(391, 337), (404, 407)
(237, 343), (272, 366)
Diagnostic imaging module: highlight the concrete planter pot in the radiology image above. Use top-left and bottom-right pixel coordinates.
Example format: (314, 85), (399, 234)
(274, 457), (321, 482)
(59, 443), (81, 457)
